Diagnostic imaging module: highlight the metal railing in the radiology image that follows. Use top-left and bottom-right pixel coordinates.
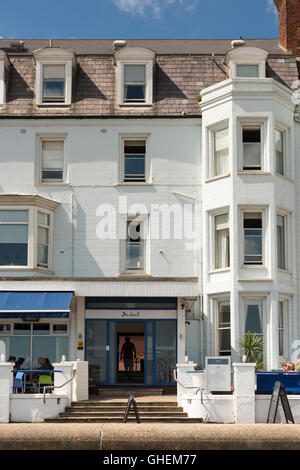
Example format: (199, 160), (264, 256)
(12, 369), (77, 404)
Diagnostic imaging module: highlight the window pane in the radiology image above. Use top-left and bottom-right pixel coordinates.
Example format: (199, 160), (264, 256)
(275, 129), (284, 175)
(0, 225), (28, 266)
(125, 242), (144, 270)
(33, 323), (50, 336)
(124, 65), (146, 83)
(53, 324), (68, 335)
(277, 215), (285, 270)
(155, 320), (176, 383)
(237, 64), (259, 77)
(243, 128), (261, 169)
(215, 228), (229, 269)
(14, 324), (31, 335)
(32, 336), (68, 366)
(0, 210), (28, 223)
(0, 324), (11, 334)
(245, 302), (263, 334)
(42, 141), (64, 169)
(0, 336), (31, 369)
(85, 320), (107, 383)
(38, 212), (50, 226)
(43, 79), (65, 98)
(214, 128), (229, 176)
(43, 65), (65, 79)
(124, 84), (145, 101)
(37, 244), (49, 267)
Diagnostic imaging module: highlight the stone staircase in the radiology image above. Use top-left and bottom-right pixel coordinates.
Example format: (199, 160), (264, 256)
(45, 399), (203, 423)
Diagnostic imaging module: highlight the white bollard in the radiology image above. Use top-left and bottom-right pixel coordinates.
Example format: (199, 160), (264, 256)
(0, 362), (13, 422)
(234, 363), (256, 424)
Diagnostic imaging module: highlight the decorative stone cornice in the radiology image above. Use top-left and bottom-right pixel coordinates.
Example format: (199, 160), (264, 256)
(0, 194), (60, 211)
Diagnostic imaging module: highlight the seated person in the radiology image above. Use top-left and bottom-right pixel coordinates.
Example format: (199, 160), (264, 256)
(286, 362), (295, 371)
(295, 359), (300, 372)
(282, 361), (288, 371)
(32, 357), (52, 390)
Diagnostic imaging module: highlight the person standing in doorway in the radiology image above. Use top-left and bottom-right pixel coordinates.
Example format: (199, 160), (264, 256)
(120, 337), (136, 379)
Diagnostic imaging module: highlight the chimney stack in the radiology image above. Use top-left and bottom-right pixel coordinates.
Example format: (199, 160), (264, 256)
(274, 0), (300, 58)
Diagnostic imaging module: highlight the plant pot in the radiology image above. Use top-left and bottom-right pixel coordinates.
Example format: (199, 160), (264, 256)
(191, 371), (206, 388)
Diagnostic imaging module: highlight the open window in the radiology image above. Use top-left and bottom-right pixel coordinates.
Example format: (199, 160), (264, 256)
(115, 47), (155, 106)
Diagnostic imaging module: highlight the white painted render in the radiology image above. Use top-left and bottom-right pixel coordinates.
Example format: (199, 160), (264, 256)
(0, 72), (299, 371)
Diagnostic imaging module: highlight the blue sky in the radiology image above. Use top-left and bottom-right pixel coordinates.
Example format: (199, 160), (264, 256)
(1, 0), (278, 39)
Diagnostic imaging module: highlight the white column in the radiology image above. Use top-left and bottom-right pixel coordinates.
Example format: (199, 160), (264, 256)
(234, 362), (256, 424)
(53, 362), (74, 405)
(0, 362), (13, 422)
(76, 296), (85, 361)
(177, 299), (186, 364)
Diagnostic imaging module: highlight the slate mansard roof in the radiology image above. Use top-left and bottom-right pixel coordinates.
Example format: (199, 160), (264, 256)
(0, 38), (298, 118)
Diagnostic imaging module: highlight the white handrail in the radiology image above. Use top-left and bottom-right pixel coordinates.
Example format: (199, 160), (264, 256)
(42, 369), (76, 404)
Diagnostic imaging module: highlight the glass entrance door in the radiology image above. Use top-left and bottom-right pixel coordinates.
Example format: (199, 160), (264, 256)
(85, 318), (177, 386)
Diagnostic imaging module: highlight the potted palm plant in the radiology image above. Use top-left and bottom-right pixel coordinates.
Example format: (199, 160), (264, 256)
(238, 332), (264, 370)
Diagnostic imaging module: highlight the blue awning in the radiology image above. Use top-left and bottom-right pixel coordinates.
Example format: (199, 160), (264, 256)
(0, 292), (73, 318)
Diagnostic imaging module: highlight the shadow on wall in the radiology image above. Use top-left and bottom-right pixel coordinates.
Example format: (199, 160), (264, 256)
(73, 65), (108, 103)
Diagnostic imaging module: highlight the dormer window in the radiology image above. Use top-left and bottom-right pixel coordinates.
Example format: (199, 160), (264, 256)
(224, 45), (268, 80)
(114, 46), (155, 106)
(33, 47), (76, 106)
(0, 51), (10, 105)
(42, 64), (65, 103)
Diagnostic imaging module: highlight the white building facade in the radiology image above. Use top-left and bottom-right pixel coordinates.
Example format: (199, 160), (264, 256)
(0, 8), (300, 389)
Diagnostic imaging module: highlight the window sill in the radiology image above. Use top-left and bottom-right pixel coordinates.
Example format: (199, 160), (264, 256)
(205, 173), (230, 183)
(118, 103), (153, 108)
(275, 174), (294, 184)
(115, 182), (153, 187)
(237, 171), (271, 175)
(0, 267), (54, 274)
(37, 103), (71, 108)
(119, 272), (148, 277)
(277, 268), (292, 275)
(209, 268), (231, 274)
(36, 182), (70, 187)
(241, 265), (267, 270)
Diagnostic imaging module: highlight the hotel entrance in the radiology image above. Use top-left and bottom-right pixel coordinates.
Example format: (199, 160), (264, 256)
(85, 297), (178, 387)
(117, 322), (145, 384)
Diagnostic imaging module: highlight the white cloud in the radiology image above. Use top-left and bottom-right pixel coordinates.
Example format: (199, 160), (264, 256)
(266, 0), (277, 17)
(112, 0), (198, 18)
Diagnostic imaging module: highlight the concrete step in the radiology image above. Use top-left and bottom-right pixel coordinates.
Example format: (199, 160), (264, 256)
(65, 406), (183, 413)
(97, 389), (163, 397)
(44, 416), (203, 423)
(60, 411), (188, 417)
(71, 401), (178, 407)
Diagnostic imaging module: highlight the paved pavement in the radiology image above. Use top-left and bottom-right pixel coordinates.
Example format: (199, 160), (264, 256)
(0, 422), (300, 450)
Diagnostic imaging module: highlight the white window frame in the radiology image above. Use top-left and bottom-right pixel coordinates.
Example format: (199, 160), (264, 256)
(243, 296), (267, 360)
(276, 212), (287, 271)
(225, 46), (268, 79)
(240, 122), (265, 172)
(119, 134), (150, 184)
(0, 205), (54, 272)
(38, 134), (67, 185)
(278, 298), (289, 361)
(33, 47), (76, 107)
(213, 211), (230, 271)
(207, 121), (230, 179)
(214, 298), (231, 356)
(0, 319), (70, 368)
(117, 60), (153, 106)
(275, 123), (290, 178)
(120, 214), (148, 274)
(241, 208), (266, 268)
